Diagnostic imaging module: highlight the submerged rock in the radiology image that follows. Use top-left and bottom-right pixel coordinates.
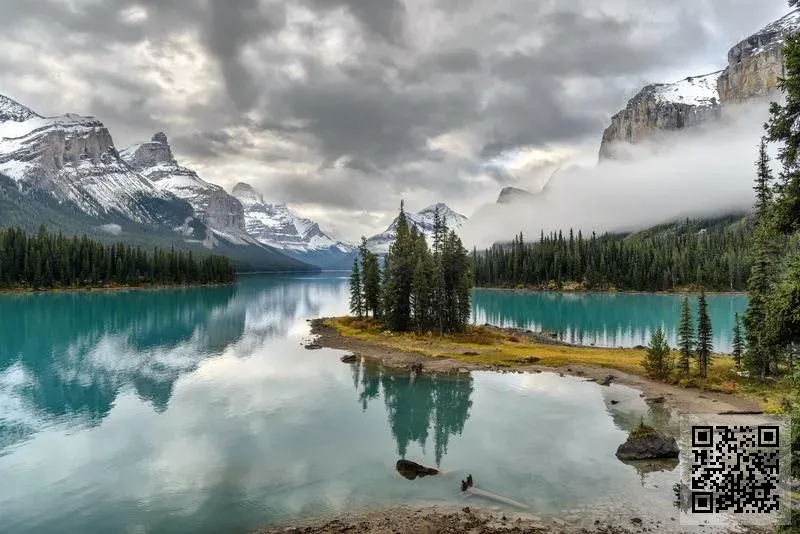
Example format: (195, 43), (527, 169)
(340, 353), (358, 363)
(304, 343), (323, 350)
(395, 459), (438, 480)
(616, 433), (679, 461)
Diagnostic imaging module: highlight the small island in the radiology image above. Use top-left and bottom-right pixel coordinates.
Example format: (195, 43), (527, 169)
(309, 204), (798, 417)
(0, 225), (236, 292)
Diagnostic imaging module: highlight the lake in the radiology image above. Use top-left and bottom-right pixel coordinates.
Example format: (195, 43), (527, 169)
(0, 274), (737, 533)
(472, 289), (748, 353)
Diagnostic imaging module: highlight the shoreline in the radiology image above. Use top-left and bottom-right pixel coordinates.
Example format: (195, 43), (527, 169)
(253, 504), (688, 534)
(309, 318), (762, 415)
(0, 281), (235, 295)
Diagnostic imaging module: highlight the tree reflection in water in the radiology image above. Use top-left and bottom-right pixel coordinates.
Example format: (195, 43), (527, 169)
(353, 359), (474, 466)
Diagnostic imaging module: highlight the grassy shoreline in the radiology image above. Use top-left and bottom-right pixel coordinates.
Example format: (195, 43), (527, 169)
(318, 317), (790, 412)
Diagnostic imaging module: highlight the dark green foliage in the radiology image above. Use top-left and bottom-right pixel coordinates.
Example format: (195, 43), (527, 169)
(732, 312), (744, 368)
(359, 238), (381, 318)
(677, 296), (694, 377)
(643, 328), (672, 380)
(472, 216), (753, 291)
(349, 257), (363, 318)
(696, 291), (713, 378)
(743, 33), (800, 380)
(350, 204), (472, 334)
(0, 225), (235, 289)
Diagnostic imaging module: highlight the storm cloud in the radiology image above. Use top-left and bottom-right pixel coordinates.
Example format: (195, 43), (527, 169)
(0, 0), (792, 240)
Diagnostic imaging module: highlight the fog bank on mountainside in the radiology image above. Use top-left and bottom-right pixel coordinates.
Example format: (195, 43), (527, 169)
(461, 100), (774, 249)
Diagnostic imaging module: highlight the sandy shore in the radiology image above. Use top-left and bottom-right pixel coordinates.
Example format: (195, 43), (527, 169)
(308, 318), (761, 415)
(254, 504), (771, 534)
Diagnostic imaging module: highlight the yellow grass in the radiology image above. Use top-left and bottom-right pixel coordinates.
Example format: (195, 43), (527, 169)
(326, 317), (794, 411)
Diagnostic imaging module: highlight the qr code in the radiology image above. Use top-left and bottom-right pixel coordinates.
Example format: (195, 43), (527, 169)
(679, 414), (790, 527)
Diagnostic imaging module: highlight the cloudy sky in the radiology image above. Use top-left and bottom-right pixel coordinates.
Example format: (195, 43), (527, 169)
(0, 0), (791, 240)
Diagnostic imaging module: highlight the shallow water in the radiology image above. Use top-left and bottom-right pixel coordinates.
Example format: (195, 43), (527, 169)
(0, 274), (683, 534)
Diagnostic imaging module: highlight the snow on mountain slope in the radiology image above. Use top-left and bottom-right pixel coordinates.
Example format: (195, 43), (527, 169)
(121, 132), (248, 236)
(365, 202), (468, 254)
(231, 182), (356, 267)
(0, 97), (182, 224)
(652, 71), (723, 106)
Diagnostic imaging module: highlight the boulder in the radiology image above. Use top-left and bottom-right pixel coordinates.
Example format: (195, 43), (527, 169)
(616, 433), (679, 461)
(340, 354), (358, 363)
(395, 459), (438, 480)
(598, 375), (615, 386)
(304, 343), (323, 350)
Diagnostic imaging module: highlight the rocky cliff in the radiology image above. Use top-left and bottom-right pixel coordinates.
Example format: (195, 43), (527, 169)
(599, 9), (800, 160)
(0, 98), (187, 225)
(718, 9), (800, 103)
(121, 133), (247, 234)
(599, 72), (723, 159)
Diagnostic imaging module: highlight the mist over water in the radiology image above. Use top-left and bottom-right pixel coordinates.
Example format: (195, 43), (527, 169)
(462, 99), (776, 249)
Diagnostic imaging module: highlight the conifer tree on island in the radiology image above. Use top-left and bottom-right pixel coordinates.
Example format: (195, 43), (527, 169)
(348, 203), (472, 334)
(695, 290), (713, 378)
(349, 257), (363, 318)
(732, 312), (744, 369)
(643, 327), (672, 380)
(677, 295), (695, 377)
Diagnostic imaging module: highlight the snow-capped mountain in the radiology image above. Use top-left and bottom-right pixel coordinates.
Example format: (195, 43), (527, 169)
(232, 182), (356, 268)
(121, 133), (253, 244)
(0, 94), (315, 272)
(0, 95), (186, 225)
(365, 203), (468, 255)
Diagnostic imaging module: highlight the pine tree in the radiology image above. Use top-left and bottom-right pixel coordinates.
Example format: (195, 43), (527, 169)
(732, 312), (744, 368)
(349, 257), (363, 318)
(696, 291), (713, 378)
(677, 296), (694, 377)
(359, 238), (381, 318)
(643, 327), (672, 380)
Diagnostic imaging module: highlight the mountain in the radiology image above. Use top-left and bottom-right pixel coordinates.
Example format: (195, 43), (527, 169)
(365, 203), (468, 254)
(231, 182), (356, 269)
(497, 186), (535, 204)
(121, 132), (247, 234)
(599, 9), (800, 159)
(0, 95), (314, 272)
(0, 96), (187, 225)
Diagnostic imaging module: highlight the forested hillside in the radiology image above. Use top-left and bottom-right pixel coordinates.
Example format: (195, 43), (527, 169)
(473, 214), (761, 291)
(0, 226), (235, 289)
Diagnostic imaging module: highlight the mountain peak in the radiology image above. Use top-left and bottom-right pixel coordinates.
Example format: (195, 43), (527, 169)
(418, 202), (464, 218)
(0, 94), (38, 123)
(231, 182), (265, 206)
(497, 186), (535, 204)
(151, 132), (169, 145)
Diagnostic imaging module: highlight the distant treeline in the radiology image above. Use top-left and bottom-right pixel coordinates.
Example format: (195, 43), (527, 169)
(473, 217), (759, 292)
(0, 226), (235, 289)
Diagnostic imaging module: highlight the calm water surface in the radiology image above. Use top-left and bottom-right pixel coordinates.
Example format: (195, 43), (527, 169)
(0, 275), (694, 533)
(473, 289), (748, 352)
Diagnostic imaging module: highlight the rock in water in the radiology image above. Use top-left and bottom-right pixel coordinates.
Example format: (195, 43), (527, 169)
(395, 459), (439, 480)
(340, 354), (358, 363)
(616, 433), (679, 461)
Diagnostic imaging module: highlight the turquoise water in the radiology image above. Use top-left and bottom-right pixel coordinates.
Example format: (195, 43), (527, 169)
(472, 289), (748, 353)
(0, 275), (693, 533)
